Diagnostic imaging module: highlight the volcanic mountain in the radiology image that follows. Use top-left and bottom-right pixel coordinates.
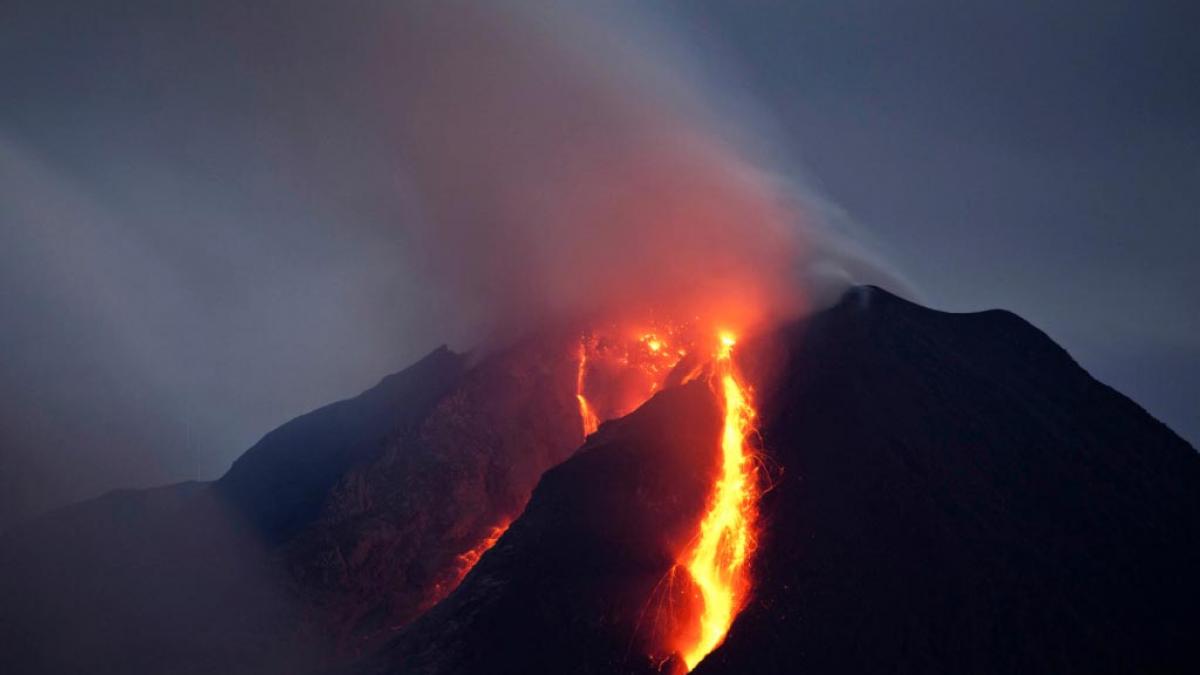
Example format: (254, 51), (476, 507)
(2, 286), (1197, 674)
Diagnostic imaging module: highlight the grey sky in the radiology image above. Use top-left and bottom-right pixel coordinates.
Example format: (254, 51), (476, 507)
(672, 0), (1199, 441)
(2, 0), (1196, 527)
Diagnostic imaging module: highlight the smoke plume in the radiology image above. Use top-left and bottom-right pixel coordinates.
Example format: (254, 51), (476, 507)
(380, 2), (899, 344)
(0, 0), (902, 526)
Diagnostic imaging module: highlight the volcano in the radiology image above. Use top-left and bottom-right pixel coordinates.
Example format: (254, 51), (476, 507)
(2, 286), (1198, 674)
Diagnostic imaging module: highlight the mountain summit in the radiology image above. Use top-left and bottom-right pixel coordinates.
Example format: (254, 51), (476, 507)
(2, 287), (1197, 674)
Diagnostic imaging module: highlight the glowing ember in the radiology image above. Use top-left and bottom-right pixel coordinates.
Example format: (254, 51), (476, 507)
(675, 332), (759, 669)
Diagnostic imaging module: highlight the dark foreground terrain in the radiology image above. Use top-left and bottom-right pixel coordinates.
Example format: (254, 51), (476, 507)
(3, 287), (1197, 674)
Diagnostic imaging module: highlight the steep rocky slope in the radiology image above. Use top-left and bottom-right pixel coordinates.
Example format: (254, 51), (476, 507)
(363, 287), (1200, 674)
(3, 287), (1197, 675)
(702, 287), (1200, 674)
(0, 337), (585, 673)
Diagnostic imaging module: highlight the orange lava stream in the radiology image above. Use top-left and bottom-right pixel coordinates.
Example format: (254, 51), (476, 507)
(576, 341), (600, 436)
(429, 519), (511, 606)
(455, 520), (510, 572)
(573, 324), (761, 670)
(574, 327), (685, 438)
(677, 333), (758, 670)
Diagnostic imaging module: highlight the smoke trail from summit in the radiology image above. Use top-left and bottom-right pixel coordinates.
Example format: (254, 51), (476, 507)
(0, 0), (905, 524)
(380, 2), (900, 345)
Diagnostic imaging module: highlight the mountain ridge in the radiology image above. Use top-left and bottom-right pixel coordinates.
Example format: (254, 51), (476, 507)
(2, 286), (1197, 674)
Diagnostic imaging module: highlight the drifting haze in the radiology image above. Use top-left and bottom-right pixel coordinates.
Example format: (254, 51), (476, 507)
(3, 0), (1194, 527)
(0, 1), (892, 528)
(388, 4), (903, 342)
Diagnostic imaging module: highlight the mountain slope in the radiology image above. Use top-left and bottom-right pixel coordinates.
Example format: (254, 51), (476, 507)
(2, 287), (1197, 674)
(371, 381), (723, 675)
(215, 345), (467, 542)
(363, 286), (1200, 674)
(0, 337), (584, 673)
(700, 286), (1200, 674)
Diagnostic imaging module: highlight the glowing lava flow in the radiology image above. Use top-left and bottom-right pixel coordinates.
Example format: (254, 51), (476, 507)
(454, 520), (510, 573)
(576, 340), (600, 436)
(573, 324), (760, 669)
(574, 328), (687, 438)
(676, 333), (759, 670)
(431, 519), (511, 602)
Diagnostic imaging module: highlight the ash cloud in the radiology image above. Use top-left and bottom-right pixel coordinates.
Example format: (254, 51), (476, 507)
(380, 3), (901, 344)
(0, 0), (897, 527)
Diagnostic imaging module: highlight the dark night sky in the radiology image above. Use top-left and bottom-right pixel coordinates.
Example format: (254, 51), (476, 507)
(1, 0), (1196, 527)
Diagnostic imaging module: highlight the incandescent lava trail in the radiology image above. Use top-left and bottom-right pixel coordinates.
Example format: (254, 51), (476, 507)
(576, 340), (600, 437)
(574, 323), (762, 670)
(450, 324), (761, 672)
(674, 332), (759, 669)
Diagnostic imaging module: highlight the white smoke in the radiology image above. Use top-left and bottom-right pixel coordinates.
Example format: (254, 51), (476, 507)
(379, 1), (908, 344)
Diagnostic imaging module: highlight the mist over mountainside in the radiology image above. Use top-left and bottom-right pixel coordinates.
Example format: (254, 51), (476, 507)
(8, 0), (1196, 532)
(1, 287), (1197, 674)
(362, 286), (1200, 675)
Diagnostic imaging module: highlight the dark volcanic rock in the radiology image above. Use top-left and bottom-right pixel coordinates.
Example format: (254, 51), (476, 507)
(0, 346), (470, 674)
(357, 286), (1200, 675)
(285, 336), (586, 650)
(367, 381), (723, 675)
(4, 286), (1198, 675)
(0, 336), (588, 673)
(696, 286), (1200, 674)
(216, 345), (467, 542)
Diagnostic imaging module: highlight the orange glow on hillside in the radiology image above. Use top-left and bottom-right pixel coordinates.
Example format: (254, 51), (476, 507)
(454, 520), (510, 572)
(429, 519), (511, 606)
(573, 324), (690, 437)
